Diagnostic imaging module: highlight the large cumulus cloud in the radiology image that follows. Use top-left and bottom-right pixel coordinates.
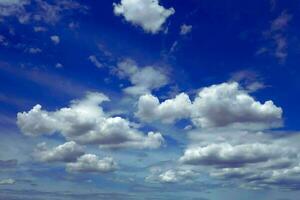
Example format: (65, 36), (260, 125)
(17, 92), (164, 149)
(136, 82), (282, 129)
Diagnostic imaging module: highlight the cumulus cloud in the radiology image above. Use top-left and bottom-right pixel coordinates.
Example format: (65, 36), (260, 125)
(180, 24), (192, 35)
(66, 154), (117, 173)
(136, 93), (192, 123)
(33, 141), (84, 163)
(146, 166), (198, 184)
(113, 0), (175, 33)
(191, 82), (282, 129)
(179, 143), (286, 167)
(17, 92), (164, 149)
(115, 59), (169, 95)
(180, 125), (300, 190)
(136, 82), (282, 129)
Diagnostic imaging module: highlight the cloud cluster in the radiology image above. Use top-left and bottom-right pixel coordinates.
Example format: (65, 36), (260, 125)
(115, 59), (169, 95)
(178, 126), (300, 190)
(0, 0), (86, 24)
(137, 82), (282, 129)
(17, 92), (164, 149)
(113, 0), (175, 33)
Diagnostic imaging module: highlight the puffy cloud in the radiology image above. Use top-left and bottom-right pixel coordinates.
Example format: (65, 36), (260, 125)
(17, 92), (164, 149)
(146, 167), (198, 184)
(115, 59), (169, 95)
(191, 82), (282, 129)
(88, 55), (102, 68)
(113, 0), (175, 34)
(158, 169), (196, 183)
(179, 143), (286, 167)
(136, 93), (192, 123)
(0, 178), (15, 185)
(34, 141), (84, 163)
(180, 24), (192, 35)
(136, 82), (282, 129)
(50, 35), (60, 44)
(66, 154), (117, 173)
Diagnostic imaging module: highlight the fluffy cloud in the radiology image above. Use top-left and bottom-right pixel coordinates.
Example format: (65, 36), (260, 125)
(34, 141), (84, 163)
(179, 143), (287, 167)
(180, 24), (192, 35)
(191, 82), (282, 129)
(146, 167), (198, 184)
(66, 154), (117, 173)
(136, 93), (192, 123)
(17, 92), (164, 149)
(136, 82), (282, 129)
(113, 0), (175, 33)
(115, 59), (169, 95)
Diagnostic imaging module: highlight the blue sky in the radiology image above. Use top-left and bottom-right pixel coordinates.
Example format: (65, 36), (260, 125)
(1, 0), (300, 199)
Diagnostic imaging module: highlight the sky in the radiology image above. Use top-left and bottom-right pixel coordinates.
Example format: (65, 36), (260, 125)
(1, 0), (300, 199)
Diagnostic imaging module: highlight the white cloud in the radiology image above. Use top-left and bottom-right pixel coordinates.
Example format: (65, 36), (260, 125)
(115, 59), (169, 95)
(113, 0), (175, 34)
(179, 143), (284, 167)
(136, 82), (282, 129)
(136, 93), (192, 123)
(88, 55), (102, 68)
(180, 24), (192, 35)
(158, 169), (196, 183)
(66, 154), (117, 173)
(17, 92), (164, 149)
(34, 141), (84, 163)
(146, 166), (198, 184)
(0, 178), (15, 185)
(50, 35), (60, 44)
(191, 82), (282, 129)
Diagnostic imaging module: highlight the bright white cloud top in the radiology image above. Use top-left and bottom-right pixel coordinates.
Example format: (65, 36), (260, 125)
(113, 0), (175, 33)
(136, 82), (282, 129)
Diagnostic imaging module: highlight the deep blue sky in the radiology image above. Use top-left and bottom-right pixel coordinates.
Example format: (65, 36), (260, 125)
(1, 0), (300, 200)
